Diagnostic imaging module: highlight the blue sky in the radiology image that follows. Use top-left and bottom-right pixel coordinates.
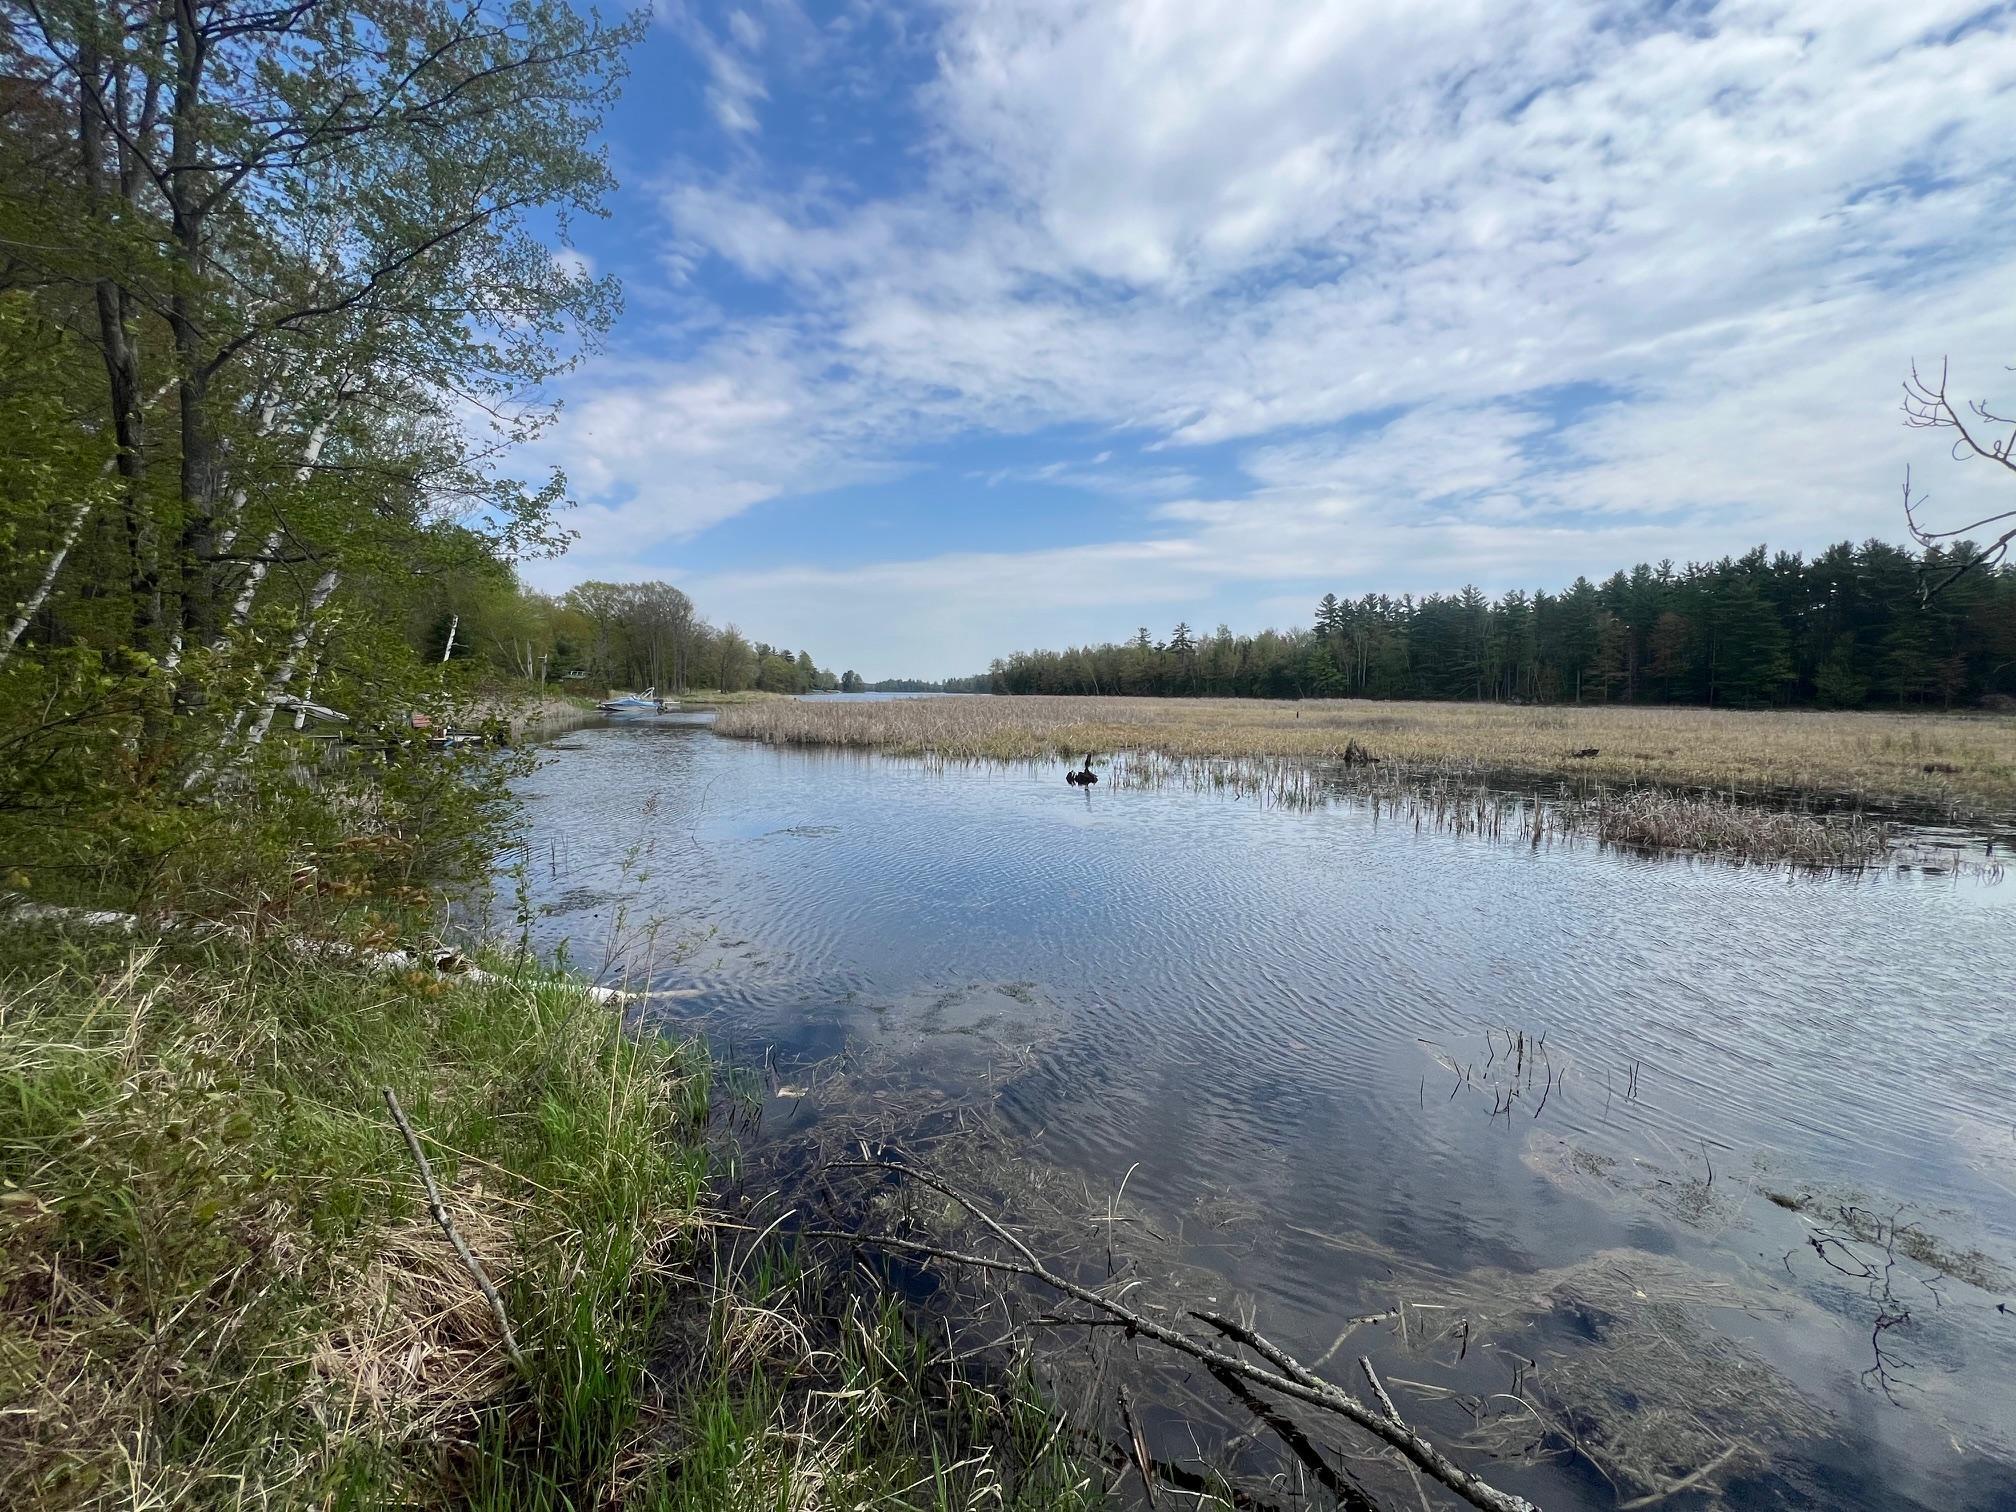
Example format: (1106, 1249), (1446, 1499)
(522, 0), (2016, 679)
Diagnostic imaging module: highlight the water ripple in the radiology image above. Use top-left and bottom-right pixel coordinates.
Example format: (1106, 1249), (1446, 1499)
(504, 722), (2016, 1510)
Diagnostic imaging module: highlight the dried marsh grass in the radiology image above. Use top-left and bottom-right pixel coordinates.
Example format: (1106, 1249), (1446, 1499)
(722, 701), (1966, 866)
(718, 695), (2016, 817)
(1589, 789), (1891, 865)
(316, 1210), (522, 1433)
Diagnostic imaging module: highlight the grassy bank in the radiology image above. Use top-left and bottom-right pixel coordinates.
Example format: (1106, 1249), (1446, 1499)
(0, 922), (1094, 1509)
(714, 695), (2016, 816)
(673, 689), (788, 707)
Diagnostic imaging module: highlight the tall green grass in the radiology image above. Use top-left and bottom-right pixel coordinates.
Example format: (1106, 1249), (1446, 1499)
(0, 924), (707, 1505)
(0, 924), (1101, 1509)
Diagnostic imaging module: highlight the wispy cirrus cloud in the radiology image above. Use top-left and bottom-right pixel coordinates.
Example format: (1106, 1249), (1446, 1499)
(535, 0), (2016, 674)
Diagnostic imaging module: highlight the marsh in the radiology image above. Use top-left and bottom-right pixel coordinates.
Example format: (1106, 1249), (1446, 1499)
(503, 713), (2016, 1511)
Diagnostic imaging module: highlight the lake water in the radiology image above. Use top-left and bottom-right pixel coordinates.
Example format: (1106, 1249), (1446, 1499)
(501, 712), (2016, 1511)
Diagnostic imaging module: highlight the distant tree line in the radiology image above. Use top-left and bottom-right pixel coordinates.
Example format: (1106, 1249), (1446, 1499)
(974, 541), (2016, 709)
(860, 676), (974, 693)
(421, 574), (842, 695)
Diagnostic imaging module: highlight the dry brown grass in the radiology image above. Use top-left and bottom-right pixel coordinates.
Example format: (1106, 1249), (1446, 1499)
(715, 696), (2016, 816)
(1096, 751), (1902, 865)
(1586, 789), (1894, 865)
(315, 1210), (522, 1436)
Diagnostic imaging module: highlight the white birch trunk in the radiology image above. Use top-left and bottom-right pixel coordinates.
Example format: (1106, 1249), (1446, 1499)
(0, 898), (648, 1003)
(0, 500), (94, 669)
(212, 413), (336, 648)
(211, 393), (283, 559)
(292, 640), (325, 730)
(243, 568), (340, 747)
(3, 377), (177, 670)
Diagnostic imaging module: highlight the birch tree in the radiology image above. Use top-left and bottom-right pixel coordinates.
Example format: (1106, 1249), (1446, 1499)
(0, 0), (642, 880)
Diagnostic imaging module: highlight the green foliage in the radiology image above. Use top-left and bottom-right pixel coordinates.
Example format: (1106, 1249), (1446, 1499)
(0, 302), (114, 563)
(523, 581), (837, 694)
(1813, 635), (1869, 709)
(0, 0), (661, 906)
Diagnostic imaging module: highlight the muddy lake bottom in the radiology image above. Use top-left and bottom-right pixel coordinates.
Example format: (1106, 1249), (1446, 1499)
(495, 716), (2016, 1510)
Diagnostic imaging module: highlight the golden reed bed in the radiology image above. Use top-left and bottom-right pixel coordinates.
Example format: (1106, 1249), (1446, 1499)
(713, 696), (2016, 817)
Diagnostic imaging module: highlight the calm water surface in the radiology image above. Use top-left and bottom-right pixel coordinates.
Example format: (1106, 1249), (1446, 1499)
(501, 715), (2016, 1511)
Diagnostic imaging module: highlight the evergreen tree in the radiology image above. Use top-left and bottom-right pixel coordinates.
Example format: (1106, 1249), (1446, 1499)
(1879, 615), (1935, 705)
(1315, 593), (1342, 638)
(1710, 578), (1792, 706)
(1812, 636), (1869, 708)
(966, 539), (2016, 710)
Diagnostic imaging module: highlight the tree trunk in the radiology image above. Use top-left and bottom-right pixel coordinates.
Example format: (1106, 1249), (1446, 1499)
(169, 0), (220, 652)
(1, 501), (94, 668)
(210, 408), (337, 649)
(77, 37), (157, 649)
(211, 390), (283, 557)
(243, 568), (340, 746)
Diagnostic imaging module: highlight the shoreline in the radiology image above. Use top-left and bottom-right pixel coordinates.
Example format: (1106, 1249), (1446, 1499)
(0, 912), (1097, 1508)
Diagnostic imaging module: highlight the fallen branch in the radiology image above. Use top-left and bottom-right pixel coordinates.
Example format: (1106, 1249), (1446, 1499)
(383, 1086), (526, 1373)
(1207, 1359), (1379, 1510)
(1616, 1442), (1744, 1510)
(1360, 1356), (1403, 1426)
(0, 900), (144, 931)
(1117, 1384), (1159, 1507)
(288, 936), (632, 1004)
(808, 1158), (1542, 1512)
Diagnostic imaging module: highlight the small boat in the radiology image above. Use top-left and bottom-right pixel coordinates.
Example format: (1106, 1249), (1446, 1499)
(404, 711), (499, 749)
(597, 687), (670, 714)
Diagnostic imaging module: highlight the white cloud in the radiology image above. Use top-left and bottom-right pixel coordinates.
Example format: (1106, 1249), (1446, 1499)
(663, 0), (773, 134)
(1237, 405), (1555, 510)
(973, 458), (1203, 499)
(538, 0), (2016, 672)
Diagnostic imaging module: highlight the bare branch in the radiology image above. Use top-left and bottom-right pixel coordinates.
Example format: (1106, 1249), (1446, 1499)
(808, 1159), (1543, 1512)
(1900, 358), (2016, 600)
(382, 1085), (526, 1374)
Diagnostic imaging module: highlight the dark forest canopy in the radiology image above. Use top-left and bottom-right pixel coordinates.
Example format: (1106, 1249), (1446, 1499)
(864, 677), (966, 693)
(971, 541), (2016, 709)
